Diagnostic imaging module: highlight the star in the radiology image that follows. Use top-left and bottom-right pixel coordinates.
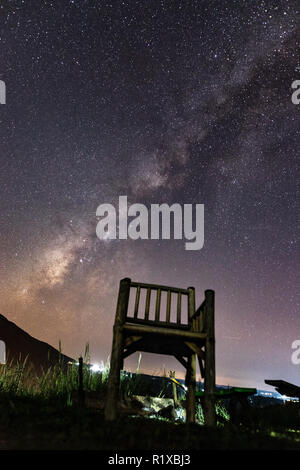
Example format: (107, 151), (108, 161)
(0, 0), (298, 389)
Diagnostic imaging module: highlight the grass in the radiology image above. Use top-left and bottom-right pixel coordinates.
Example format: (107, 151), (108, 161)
(1, 398), (299, 450)
(0, 353), (299, 450)
(0, 345), (110, 402)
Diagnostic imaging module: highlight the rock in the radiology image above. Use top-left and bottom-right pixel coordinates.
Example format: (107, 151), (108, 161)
(123, 395), (186, 422)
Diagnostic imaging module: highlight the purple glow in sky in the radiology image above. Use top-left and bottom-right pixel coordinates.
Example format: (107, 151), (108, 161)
(0, 0), (299, 390)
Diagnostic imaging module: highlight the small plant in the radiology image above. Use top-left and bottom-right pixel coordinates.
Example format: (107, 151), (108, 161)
(195, 400), (230, 426)
(0, 342), (109, 404)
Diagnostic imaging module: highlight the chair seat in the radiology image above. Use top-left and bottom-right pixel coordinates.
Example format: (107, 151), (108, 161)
(123, 321), (206, 341)
(123, 321), (206, 357)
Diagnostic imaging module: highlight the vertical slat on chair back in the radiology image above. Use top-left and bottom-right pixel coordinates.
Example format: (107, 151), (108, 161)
(133, 285), (140, 319)
(155, 289), (161, 322)
(145, 288), (151, 321)
(191, 299), (205, 333)
(127, 281), (191, 328)
(187, 286), (195, 327)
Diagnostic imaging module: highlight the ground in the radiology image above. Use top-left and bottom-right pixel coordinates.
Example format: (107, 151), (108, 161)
(0, 394), (300, 450)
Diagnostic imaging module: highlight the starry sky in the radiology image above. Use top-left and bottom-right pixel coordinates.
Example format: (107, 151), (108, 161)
(0, 0), (299, 389)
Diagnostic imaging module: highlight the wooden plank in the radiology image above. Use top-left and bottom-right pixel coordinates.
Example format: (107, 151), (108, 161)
(133, 286), (140, 319)
(184, 341), (205, 360)
(186, 353), (196, 423)
(192, 298), (205, 331)
(174, 355), (188, 369)
(203, 289), (216, 427)
(193, 316), (201, 332)
(145, 288), (151, 320)
(124, 323), (206, 340)
(131, 281), (189, 295)
(198, 316), (202, 332)
(126, 317), (189, 330)
(123, 337), (144, 359)
(166, 290), (171, 323)
(124, 335), (143, 348)
(105, 277), (131, 421)
(199, 311), (204, 332)
(155, 289), (161, 322)
(188, 287), (195, 324)
(198, 356), (205, 378)
(177, 292), (181, 324)
(169, 371), (178, 406)
(192, 300), (205, 319)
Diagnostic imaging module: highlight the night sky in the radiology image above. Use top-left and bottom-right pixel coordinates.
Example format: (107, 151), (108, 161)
(0, 1), (299, 389)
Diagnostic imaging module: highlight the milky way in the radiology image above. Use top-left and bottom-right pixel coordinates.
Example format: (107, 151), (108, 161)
(0, 1), (299, 388)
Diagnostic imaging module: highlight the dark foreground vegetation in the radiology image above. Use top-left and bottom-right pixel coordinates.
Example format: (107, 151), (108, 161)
(0, 357), (299, 450)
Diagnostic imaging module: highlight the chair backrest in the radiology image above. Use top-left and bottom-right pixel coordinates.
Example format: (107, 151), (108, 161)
(124, 279), (195, 330)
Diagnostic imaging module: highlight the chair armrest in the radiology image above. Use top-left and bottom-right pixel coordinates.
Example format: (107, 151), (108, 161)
(191, 300), (205, 320)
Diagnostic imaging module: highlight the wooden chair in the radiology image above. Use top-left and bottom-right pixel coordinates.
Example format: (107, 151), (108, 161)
(104, 278), (216, 425)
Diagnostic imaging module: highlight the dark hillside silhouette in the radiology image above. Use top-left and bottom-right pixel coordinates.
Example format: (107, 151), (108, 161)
(0, 314), (74, 372)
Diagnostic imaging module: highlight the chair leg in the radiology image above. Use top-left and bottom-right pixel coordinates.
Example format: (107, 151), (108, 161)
(203, 289), (216, 427)
(104, 278), (131, 421)
(104, 324), (124, 421)
(203, 334), (216, 426)
(185, 353), (196, 423)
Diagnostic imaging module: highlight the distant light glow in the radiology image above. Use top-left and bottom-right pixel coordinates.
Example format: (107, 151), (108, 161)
(90, 363), (104, 372)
